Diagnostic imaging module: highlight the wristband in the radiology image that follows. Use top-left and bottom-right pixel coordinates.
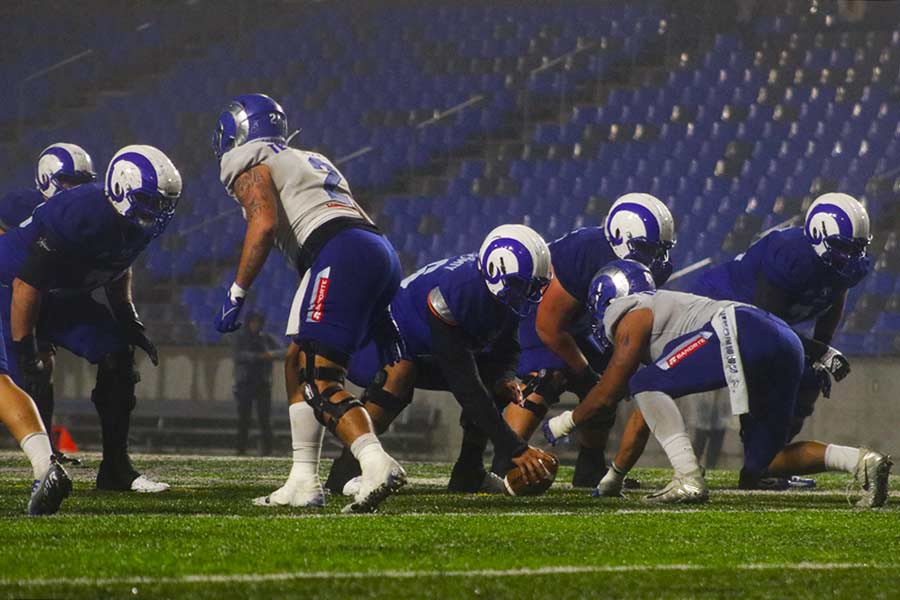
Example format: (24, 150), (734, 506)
(230, 282), (247, 299)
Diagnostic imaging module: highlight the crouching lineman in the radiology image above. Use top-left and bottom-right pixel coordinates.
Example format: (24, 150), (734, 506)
(323, 224), (556, 496)
(212, 93), (405, 513)
(0, 143), (96, 463)
(0, 145), (180, 493)
(543, 260), (891, 507)
(599, 193), (873, 495)
(499, 194), (675, 487)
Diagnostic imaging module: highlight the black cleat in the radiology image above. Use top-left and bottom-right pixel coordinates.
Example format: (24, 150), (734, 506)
(56, 453), (82, 466)
(28, 457), (72, 516)
(738, 468), (789, 491)
(623, 477), (641, 490)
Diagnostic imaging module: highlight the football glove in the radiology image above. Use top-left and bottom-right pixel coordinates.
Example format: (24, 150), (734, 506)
(112, 302), (159, 366)
(215, 282), (246, 333)
(814, 345), (850, 382)
(13, 334), (45, 393)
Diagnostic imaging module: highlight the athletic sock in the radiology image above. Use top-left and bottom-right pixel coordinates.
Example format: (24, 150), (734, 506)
(635, 391), (701, 476)
(660, 432), (701, 477)
(824, 444), (861, 474)
(352, 433), (392, 477)
(287, 401), (323, 482)
(20, 432), (53, 480)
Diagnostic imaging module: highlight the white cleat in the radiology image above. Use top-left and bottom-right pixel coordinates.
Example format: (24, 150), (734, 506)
(342, 476), (362, 497)
(342, 456), (407, 514)
(253, 478), (326, 508)
(853, 449), (892, 508)
(645, 471), (708, 504)
(479, 472), (508, 495)
(130, 475), (170, 493)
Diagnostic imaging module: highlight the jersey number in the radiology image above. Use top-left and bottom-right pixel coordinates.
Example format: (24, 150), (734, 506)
(308, 156), (353, 207)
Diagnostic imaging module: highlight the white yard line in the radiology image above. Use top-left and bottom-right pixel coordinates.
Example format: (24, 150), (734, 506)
(4, 562), (895, 588)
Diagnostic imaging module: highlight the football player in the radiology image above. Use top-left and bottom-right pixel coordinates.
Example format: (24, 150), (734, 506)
(597, 193), (872, 495)
(0, 144), (180, 494)
(0, 143), (96, 462)
(323, 225), (556, 495)
(213, 94), (405, 513)
(502, 194), (675, 487)
(544, 260), (891, 507)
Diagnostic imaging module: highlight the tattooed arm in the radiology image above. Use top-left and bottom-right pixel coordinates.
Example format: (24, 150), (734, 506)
(571, 308), (653, 426)
(233, 165), (278, 290)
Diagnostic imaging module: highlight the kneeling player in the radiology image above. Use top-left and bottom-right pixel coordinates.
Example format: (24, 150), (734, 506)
(0, 145), (180, 493)
(544, 260), (891, 507)
(325, 225), (556, 495)
(501, 193), (675, 487)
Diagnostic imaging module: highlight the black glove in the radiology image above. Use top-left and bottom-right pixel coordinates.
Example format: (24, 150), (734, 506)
(14, 334), (45, 393)
(113, 302), (158, 366)
(814, 367), (833, 399)
(814, 346), (850, 382)
(568, 365), (600, 400)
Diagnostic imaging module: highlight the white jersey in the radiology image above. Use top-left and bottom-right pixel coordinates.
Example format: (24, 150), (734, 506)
(219, 140), (372, 270)
(602, 290), (750, 364)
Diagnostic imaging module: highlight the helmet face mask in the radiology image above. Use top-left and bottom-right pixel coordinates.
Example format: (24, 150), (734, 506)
(604, 193), (676, 286)
(804, 192), (871, 281)
(213, 94), (287, 159)
(496, 273), (551, 317)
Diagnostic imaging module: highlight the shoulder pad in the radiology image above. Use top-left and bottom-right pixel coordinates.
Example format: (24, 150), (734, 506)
(219, 141), (275, 194)
(427, 286), (457, 325)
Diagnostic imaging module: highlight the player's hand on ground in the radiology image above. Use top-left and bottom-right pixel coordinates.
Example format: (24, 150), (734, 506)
(215, 284), (246, 333)
(511, 446), (555, 485)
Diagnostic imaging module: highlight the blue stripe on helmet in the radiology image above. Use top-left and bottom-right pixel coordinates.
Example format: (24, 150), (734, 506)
(606, 201), (661, 244)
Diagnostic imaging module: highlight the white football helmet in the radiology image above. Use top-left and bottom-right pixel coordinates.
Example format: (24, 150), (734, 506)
(603, 193), (676, 285)
(34, 143), (96, 199)
(804, 192), (871, 279)
(105, 145), (182, 238)
(478, 224), (552, 316)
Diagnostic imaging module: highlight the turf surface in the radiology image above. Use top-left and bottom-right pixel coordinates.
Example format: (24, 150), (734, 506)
(1, 452), (898, 599)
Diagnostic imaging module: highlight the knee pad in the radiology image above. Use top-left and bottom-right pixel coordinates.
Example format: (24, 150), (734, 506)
(92, 349), (139, 411)
(298, 340), (360, 431)
(365, 377), (412, 414)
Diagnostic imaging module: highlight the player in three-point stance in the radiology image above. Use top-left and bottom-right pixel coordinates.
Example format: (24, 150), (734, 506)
(212, 93), (406, 512)
(0, 143), (96, 463)
(543, 260), (891, 507)
(323, 225), (555, 496)
(500, 193), (675, 488)
(597, 193), (876, 496)
(0, 144), (181, 510)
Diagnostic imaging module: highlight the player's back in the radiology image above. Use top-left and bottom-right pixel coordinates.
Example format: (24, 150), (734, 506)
(694, 227), (860, 324)
(0, 183), (151, 292)
(391, 254), (515, 356)
(0, 189), (43, 232)
(603, 290), (748, 362)
(548, 227), (617, 303)
(219, 140), (370, 270)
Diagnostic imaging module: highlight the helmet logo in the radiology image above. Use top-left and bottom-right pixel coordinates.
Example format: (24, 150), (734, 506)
(806, 203), (853, 244)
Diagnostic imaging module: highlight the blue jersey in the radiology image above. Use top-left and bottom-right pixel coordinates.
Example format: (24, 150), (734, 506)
(392, 253), (519, 357)
(0, 189), (42, 232)
(692, 227), (868, 325)
(0, 183), (153, 293)
(549, 227), (618, 304)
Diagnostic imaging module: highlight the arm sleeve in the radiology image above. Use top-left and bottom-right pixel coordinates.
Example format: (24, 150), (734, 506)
(428, 310), (527, 458)
(16, 237), (67, 291)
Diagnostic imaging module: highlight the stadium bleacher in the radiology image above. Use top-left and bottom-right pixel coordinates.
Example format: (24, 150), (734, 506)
(2, 0), (898, 352)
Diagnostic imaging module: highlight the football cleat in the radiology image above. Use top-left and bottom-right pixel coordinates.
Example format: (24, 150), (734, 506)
(253, 478), (326, 508)
(342, 476), (362, 497)
(56, 453), (82, 466)
(788, 475), (816, 489)
(644, 472), (708, 504)
(130, 475), (170, 493)
(479, 472), (509, 495)
(28, 458), (72, 516)
(342, 457), (406, 514)
(852, 449), (892, 508)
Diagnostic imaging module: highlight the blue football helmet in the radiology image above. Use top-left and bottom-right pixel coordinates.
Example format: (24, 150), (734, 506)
(604, 193), (676, 286)
(804, 193), (871, 282)
(212, 93), (288, 158)
(478, 224), (553, 317)
(105, 145), (182, 238)
(588, 259), (656, 350)
(35, 143), (96, 200)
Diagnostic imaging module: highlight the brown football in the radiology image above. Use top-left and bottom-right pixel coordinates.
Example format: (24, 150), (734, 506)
(503, 452), (559, 496)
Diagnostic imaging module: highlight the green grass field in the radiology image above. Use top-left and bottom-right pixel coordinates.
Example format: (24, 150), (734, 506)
(1, 451), (898, 599)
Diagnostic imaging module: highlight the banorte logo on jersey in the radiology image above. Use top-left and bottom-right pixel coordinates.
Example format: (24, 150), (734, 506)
(655, 331), (713, 371)
(306, 267), (331, 323)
